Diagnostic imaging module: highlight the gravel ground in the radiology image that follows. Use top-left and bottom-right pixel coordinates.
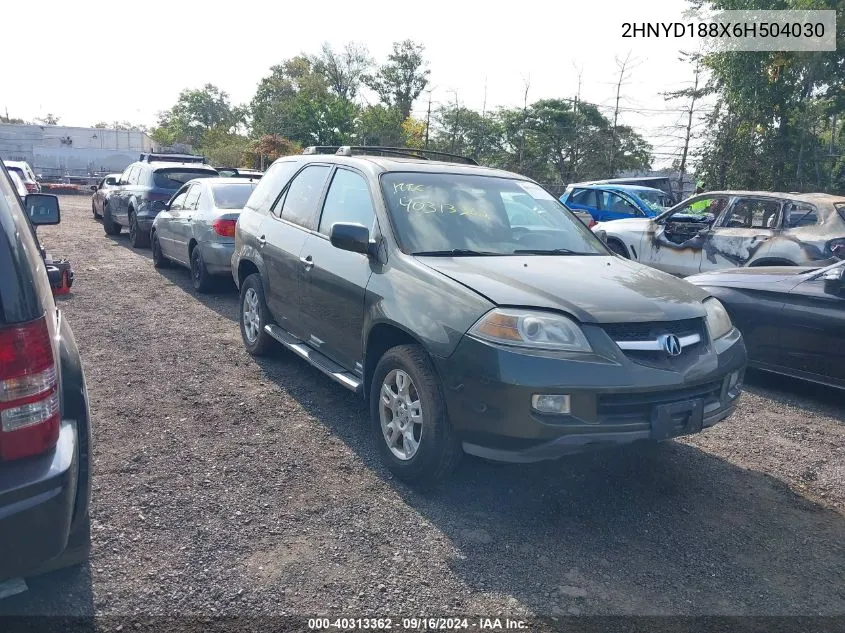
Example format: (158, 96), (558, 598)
(2, 196), (843, 618)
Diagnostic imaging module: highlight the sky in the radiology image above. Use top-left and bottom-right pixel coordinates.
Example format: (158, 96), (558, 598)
(3, 0), (711, 169)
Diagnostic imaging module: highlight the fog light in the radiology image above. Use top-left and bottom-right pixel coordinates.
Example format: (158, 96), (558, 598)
(531, 394), (571, 414)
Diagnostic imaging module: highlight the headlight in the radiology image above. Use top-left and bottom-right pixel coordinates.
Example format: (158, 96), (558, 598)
(703, 298), (732, 340)
(468, 308), (592, 352)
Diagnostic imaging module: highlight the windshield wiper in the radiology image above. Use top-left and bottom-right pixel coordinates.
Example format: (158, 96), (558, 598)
(512, 248), (596, 255)
(412, 249), (501, 256)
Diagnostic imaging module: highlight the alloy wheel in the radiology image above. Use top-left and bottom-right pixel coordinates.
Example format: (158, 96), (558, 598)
(379, 369), (423, 461)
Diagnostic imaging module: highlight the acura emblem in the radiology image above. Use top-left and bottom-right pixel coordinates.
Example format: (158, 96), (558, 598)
(661, 334), (683, 356)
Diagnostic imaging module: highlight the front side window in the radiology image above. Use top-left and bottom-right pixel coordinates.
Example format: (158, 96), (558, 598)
(636, 189), (672, 212)
(153, 168), (216, 190)
(169, 187), (190, 211)
(318, 169), (375, 235)
(666, 195), (730, 224)
(280, 165), (331, 229)
(379, 173), (606, 255)
(183, 184), (202, 210)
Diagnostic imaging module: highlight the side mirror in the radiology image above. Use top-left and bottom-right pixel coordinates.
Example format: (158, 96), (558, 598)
(90, 185), (98, 192)
(330, 222), (372, 256)
(822, 267), (845, 296)
(594, 229), (608, 244)
(26, 194), (61, 225)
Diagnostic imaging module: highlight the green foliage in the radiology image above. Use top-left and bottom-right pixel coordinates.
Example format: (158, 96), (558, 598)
(363, 40), (430, 119)
(693, 0), (845, 192)
(34, 113), (60, 125)
(151, 84), (243, 149)
(242, 135), (302, 169)
(201, 127), (250, 167)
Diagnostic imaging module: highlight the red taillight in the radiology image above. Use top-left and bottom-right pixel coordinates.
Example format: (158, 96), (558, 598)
(212, 219), (237, 237)
(0, 315), (60, 460)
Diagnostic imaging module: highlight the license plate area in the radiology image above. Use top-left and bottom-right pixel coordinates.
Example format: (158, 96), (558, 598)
(651, 399), (704, 440)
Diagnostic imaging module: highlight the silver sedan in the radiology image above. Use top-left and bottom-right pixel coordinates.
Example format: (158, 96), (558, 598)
(151, 177), (258, 292)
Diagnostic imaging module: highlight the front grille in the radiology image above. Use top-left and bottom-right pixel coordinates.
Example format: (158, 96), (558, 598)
(601, 317), (705, 342)
(597, 381), (722, 421)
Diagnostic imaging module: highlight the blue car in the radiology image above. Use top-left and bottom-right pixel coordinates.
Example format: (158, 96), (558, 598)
(560, 183), (674, 223)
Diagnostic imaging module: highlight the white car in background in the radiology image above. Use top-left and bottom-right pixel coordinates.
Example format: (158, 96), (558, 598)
(7, 170), (28, 198)
(593, 190), (845, 277)
(3, 160), (41, 193)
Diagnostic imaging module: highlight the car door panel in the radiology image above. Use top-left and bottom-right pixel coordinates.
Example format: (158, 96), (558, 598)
(261, 164), (332, 337)
(699, 197), (782, 272)
(640, 195), (730, 276)
(299, 167), (378, 371)
(158, 187), (190, 263)
(777, 274), (845, 385)
(173, 184), (202, 261)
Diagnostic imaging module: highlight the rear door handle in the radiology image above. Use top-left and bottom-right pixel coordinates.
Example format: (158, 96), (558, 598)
(300, 254), (314, 270)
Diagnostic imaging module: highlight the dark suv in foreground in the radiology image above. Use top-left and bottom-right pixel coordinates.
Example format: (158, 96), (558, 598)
(0, 162), (92, 582)
(103, 153), (218, 247)
(232, 146), (747, 486)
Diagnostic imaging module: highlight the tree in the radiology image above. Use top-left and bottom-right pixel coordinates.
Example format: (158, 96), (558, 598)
(0, 114), (25, 124)
(92, 121), (149, 132)
(250, 56), (357, 146)
(355, 105), (405, 146)
(363, 40), (429, 119)
(662, 51), (706, 181)
(242, 134), (301, 169)
(35, 113), (60, 125)
(152, 84), (244, 148)
(312, 42), (373, 102)
(200, 126), (250, 167)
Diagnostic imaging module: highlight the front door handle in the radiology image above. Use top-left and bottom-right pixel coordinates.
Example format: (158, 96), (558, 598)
(257, 235), (266, 247)
(300, 254), (314, 271)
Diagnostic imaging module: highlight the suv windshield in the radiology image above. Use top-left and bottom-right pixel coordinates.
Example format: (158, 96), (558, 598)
(211, 182), (258, 209)
(153, 169), (217, 190)
(380, 173), (607, 256)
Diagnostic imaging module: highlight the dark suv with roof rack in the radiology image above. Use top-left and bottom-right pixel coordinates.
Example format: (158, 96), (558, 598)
(231, 145), (747, 487)
(103, 152), (218, 248)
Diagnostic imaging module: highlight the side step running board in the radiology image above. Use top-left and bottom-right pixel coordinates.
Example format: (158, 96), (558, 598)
(264, 324), (363, 394)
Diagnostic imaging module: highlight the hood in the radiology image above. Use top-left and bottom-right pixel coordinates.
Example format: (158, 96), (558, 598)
(686, 266), (816, 287)
(416, 255), (709, 324)
(593, 217), (651, 231)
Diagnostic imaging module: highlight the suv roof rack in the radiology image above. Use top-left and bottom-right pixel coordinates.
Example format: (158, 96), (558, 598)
(301, 146), (478, 166)
(139, 152), (208, 164)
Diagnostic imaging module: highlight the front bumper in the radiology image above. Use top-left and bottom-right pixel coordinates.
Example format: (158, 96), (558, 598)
(0, 421), (79, 581)
(435, 326), (746, 463)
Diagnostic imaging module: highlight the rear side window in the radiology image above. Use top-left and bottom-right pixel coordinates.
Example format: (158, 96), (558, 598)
(244, 160), (299, 215)
(212, 183), (258, 209)
(785, 203), (820, 228)
(280, 165), (331, 229)
(153, 169), (216, 190)
(8, 167), (25, 181)
(570, 188), (599, 208)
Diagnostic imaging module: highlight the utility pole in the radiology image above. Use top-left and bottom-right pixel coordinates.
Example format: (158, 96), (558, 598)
(677, 55), (701, 182)
(572, 64), (583, 182)
(519, 74), (531, 172)
(424, 89), (433, 149)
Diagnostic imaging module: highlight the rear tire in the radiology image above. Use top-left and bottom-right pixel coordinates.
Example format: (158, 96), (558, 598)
(239, 273), (275, 356)
(128, 210), (149, 248)
(190, 245), (214, 293)
(102, 203), (121, 236)
(151, 231), (169, 269)
(606, 238), (629, 258)
(370, 344), (462, 488)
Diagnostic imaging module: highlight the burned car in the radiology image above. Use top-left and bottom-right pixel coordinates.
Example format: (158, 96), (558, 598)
(592, 191), (845, 276)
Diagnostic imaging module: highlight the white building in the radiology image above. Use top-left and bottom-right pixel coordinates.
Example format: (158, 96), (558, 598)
(0, 123), (160, 177)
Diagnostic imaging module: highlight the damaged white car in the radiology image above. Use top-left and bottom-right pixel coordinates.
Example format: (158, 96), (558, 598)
(593, 191), (845, 276)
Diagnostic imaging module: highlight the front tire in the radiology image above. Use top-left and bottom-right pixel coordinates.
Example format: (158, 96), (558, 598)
(370, 344), (462, 488)
(102, 203), (121, 236)
(128, 210), (149, 248)
(151, 231), (169, 269)
(92, 200), (101, 219)
(239, 273), (275, 356)
(190, 246), (214, 293)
